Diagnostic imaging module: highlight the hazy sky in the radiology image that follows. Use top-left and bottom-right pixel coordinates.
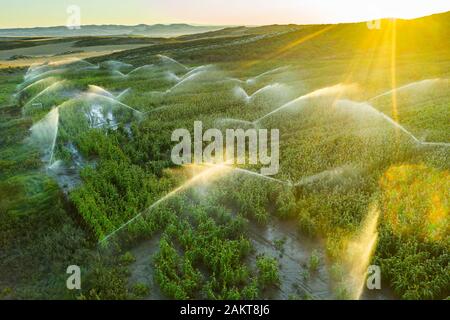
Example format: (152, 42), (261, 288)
(1, 0), (449, 28)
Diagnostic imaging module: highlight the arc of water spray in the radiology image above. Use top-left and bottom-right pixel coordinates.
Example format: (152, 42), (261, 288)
(99, 163), (231, 244)
(98, 160), (365, 245)
(293, 166), (351, 186)
(247, 66), (290, 84)
(112, 70), (127, 78)
(154, 66), (213, 96)
(86, 92), (144, 116)
(165, 71), (181, 82)
(184, 64), (213, 77)
(116, 88), (131, 100)
(244, 84), (448, 148)
(24, 59), (98, 84)
(234, 83), (283, 104)
(32, 91), (143, 168)
(228, 66), (290, 85)
(339, 99), (450, 148)
(157, 54), (188, 71)
(165, 70), (207, 93)
(29, 107), (60, 168)
(111, 65), (155, 78)
(214, 84), (354, 128)
(102, 60), (134, 70)
(98, 158), (373, 245)
(87, 85), (115, 98)
(368, 79), (445, 101)
(25, 64), (52, 81)
(47, 108), (59, 166)
(88, 85), (131, 101)
(127, 64), (155, 76)
(231, 167), (290, 185)
(166, 65), (211, 83)
(117, 62), (200, 79)
(25, 80), (67, 107)
(16, 77), (58, 96)
(254, 83), (353, 123)
(21, 69), (67, 88)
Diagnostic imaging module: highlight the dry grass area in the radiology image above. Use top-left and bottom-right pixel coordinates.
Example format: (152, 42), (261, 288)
(0, 41), (151, 68)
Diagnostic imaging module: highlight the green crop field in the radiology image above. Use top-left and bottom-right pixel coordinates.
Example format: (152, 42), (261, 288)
(0, 12), (448, 300)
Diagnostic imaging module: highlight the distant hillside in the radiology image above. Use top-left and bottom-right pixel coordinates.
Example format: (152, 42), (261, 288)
(177, 24), (309, 41)
(0, 24), (226, 38)
(96, 11), (449, 69)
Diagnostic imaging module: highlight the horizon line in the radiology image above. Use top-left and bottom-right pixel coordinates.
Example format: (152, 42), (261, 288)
(0, 10), (448, 31)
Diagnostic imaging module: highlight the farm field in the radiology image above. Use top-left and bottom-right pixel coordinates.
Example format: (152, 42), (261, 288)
(0, 37), (162, 68)
(0, 12), (449, 300)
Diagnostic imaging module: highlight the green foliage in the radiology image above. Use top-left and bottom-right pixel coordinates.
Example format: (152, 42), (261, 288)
(374, 165), (449, 299)
(334, 285), (351, 300)
(152, 198), (255, 299)
(308, 250), (320, 273)
(132, 283), (150, 298)
(154, 238), (202, 299)
(79, 263), (130, 300)
(275, 187), (297, 219)
(120, 252), (136, 265)
(376, 234), (449, 300)
(274, 237), (286, 254)
(256, 256), (279, 289)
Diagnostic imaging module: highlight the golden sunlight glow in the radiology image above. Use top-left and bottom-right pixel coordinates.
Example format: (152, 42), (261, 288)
(244, 25), (335, 69)
(332, 27), (384, 106)
(379, 165), (449, 242)
(273, 25), (335, 57)
(390, 19), (399, 125)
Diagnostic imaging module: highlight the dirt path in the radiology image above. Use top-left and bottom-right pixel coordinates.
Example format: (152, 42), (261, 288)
(248, 219), (333, 299)
(127, 235), (165, 300)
